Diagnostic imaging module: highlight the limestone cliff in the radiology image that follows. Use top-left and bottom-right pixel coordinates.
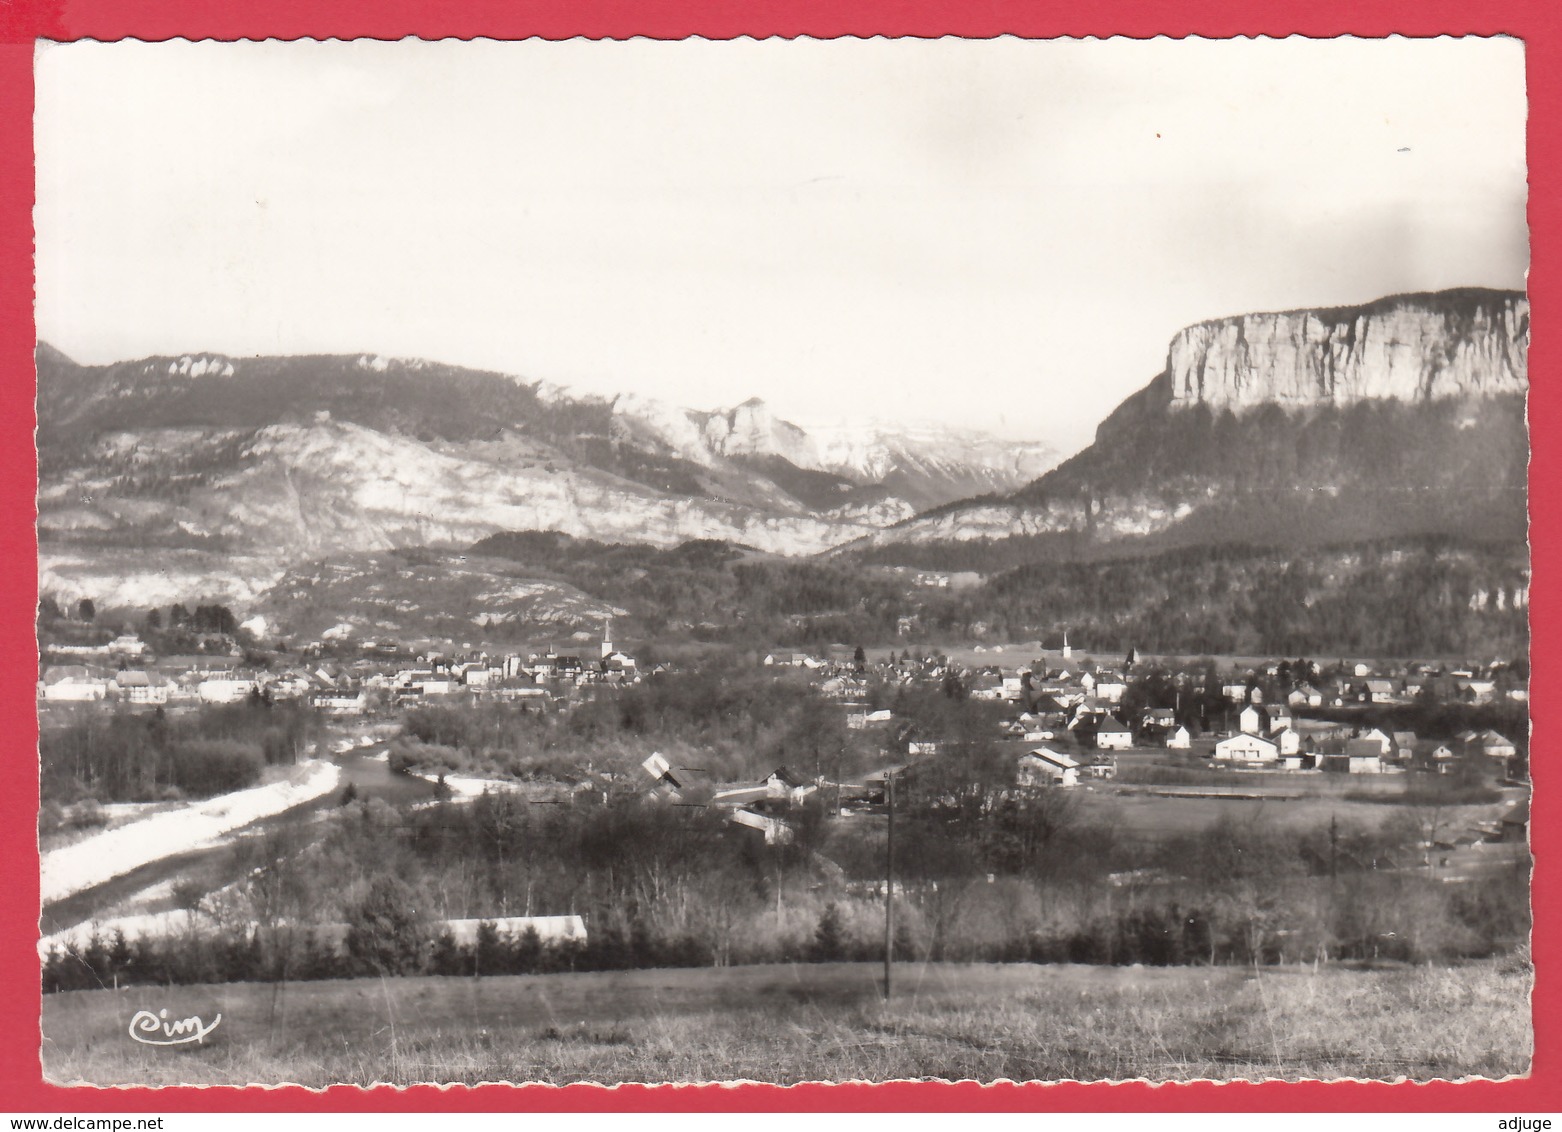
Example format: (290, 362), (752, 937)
(1160, 288), (1527, 412)
(865, 287), (1530, 557)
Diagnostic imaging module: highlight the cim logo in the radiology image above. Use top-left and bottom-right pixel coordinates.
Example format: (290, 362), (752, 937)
(127, 1007), (222, 1047)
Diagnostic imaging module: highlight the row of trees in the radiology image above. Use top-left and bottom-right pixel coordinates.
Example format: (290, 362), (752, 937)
(43, 758), (1529, 994)
(396, 662), (878, 786)
(38, 597), (240, 635)
(43, 839), (1527, 993)
(37, 597), (95, 623)
(40, 699), (316, 807)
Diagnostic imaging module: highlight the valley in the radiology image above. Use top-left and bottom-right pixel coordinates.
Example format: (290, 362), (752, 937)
(36, 287), (1531, 662)
(34, 285), (1534, 1086)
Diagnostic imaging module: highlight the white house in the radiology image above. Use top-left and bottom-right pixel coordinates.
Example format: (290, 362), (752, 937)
(40, 666), (107, 702)
(1355, 728), (1394, 757)
(764, 767), (816, 804)
(1094, 680), (1126, 704)
(197, 677), (256, 704)
(729, 808), (792, 844)
(1364, 679), (1396, 704)
(1094, 715), (1133, 750)
(1018, 747), (1080, 788)
(1463, 729), (1518, 760)
(1165, 725), (1191, 750)
(1238, 705), (1264, 735)
(1214, 733), (1279, 763)
(313, 690), (368, 715)
(1288, 684), (1323, 708)
(764, 652), (809, 668)
(1141, 708), (1177, 730)
(111, 670), (169, 705)
(1330, 741), (1387, 774)
(108, 634), (148, 658)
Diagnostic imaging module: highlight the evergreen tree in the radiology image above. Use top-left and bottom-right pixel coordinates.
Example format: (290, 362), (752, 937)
(344, 874), (427, 976)
(811, 902), (845, 962)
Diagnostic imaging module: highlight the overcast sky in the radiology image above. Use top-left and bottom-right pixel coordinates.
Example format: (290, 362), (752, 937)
(34, 37), (1527, 448)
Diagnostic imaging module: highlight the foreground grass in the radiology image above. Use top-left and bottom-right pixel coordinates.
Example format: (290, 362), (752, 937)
(42, 960), (1531, 1087)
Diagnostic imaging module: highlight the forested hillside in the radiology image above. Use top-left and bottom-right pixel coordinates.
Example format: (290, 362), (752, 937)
(464, 531), (1527, 657)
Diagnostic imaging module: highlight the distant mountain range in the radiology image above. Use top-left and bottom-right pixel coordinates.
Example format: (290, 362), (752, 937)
(854, 288), (1529, 564)
(35, 286), (1530, 652)
(34, 344), (1061, 609)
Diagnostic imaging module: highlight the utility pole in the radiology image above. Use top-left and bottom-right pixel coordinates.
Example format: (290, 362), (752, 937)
(883, 771), (895, 1001)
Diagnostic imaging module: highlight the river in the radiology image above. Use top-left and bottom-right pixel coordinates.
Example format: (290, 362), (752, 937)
(40, 746), (439, 937)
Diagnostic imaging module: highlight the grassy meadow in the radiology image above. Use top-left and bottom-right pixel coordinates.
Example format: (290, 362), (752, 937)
(43, 959), (1531, 1087)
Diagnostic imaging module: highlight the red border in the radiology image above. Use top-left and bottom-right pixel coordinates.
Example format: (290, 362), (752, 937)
(1, 0), (1556, 1113)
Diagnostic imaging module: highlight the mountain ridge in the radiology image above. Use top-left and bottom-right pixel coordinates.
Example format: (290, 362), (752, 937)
(34, 342), (1059, 607)
(858, 287), (1529, 559)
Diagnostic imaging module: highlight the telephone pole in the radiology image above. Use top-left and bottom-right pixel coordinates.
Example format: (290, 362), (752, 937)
(883, 771), (895, 1001)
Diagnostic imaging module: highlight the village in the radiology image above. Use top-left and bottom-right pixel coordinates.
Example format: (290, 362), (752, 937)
(38, 608), (1532, 863)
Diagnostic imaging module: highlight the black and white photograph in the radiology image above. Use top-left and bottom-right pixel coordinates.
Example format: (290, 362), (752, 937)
(33, 35), (1531, 1086)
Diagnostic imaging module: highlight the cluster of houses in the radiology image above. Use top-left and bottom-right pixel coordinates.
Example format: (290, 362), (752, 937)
(1182, 705), (1519, 775)
(1007, 697), (1519, 782)
(639, 752), (818, 844)
(1213, 658), (1527, 708)
(38, 628), (645, 716)
(765, 645), (1524, 788)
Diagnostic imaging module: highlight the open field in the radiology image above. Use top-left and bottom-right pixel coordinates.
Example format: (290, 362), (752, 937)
(43, 959), (1530, 1087)
(1073, 787), (1510, 841)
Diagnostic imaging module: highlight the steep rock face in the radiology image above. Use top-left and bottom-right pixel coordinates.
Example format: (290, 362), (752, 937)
(39, 417), (889, 561)
(608, 391), (718, 467)
(697, 398), (821, 467)
(1163, 288), (1528, 411)
(864, 288), (1529, 557)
